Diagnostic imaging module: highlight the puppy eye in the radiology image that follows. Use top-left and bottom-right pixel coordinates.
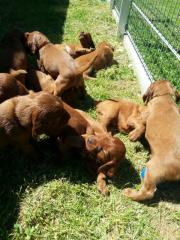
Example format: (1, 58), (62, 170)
(87, 138), (94, 144)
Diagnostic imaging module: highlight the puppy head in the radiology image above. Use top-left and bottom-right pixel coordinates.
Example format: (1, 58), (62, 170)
(82, 134), (126, 178)
(31, 93), (70, 137)
(79, 32), (95, 49)
(143, 80), (179, 104)
(24, 31), (50, 54)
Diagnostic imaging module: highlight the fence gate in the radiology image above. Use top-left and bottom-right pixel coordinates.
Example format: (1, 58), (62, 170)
(111, 0), (180, 89)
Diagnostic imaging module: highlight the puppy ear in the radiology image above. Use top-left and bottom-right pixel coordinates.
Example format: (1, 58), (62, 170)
(97, 160), (115, 177)
(31, 35), (38, 54)
(143, 85), (154, 104)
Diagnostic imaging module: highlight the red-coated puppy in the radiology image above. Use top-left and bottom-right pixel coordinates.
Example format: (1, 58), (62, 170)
(123, 80), (180, 201)
(0, 70), (28, 103)
(24, 31), (96, 97)
(59, 103), (126, 195)
(96, 99), (146, 141)
(0, 92), (69, 159)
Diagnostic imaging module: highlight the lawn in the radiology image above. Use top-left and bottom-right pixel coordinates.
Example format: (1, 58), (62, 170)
(0, 0), (180, 239)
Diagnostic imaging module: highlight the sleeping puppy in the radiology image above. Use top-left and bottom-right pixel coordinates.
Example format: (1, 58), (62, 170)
(0, 69), (28, 103)
(123, 80), (180, 201)
(24, 31), (96, 97)
(96, 99), (146, 141)
(0, 29), (28, 84)
(59, 103), (126, 195)
(54, 32), (95, 59)
(75, 41), (115, 80)
(0, 92), (69, 159)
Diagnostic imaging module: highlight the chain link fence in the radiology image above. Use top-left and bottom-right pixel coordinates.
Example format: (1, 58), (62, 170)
(111, 0), (180, 89)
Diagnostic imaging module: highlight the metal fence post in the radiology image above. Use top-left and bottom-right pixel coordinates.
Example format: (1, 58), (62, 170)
(117, 0), (132, 36)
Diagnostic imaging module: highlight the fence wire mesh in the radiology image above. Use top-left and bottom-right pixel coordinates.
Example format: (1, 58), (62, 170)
(113, 0), (123, 13)
(113, 0), (180, 89)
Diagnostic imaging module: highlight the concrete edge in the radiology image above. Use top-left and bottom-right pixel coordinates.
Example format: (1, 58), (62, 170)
(112, 8), (119, 24)
(123, 35), (152, 95)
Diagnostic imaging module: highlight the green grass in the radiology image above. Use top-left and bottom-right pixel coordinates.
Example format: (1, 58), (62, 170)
(0, 0), (180, 239)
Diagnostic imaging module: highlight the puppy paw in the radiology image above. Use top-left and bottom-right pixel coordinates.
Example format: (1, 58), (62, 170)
(98, 186), (110, 196)
(128, 131), (139, 142)
(123, 188), (134, 196)
(122, 188), (139, 200)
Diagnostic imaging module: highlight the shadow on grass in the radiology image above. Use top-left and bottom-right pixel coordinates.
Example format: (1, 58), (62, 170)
(0, 0), (69, 43)
(113, 159), (141, 190)
(0, 138), (94, 239)
(77, 93), (96, 111)
(62, 92), (95, 110)
(0, 0), (70, 237)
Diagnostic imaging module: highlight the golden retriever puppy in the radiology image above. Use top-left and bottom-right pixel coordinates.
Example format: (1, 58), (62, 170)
(96, 99), (146, 141)
(0, 92), (69, 158)
(75, 41), (115, 80)
(24, 31), (96, 97)
(123, 80), (180, 201)
(0, 29), (28, 84)
(0, 70), (28, 103)
(59, 103), (126, 195)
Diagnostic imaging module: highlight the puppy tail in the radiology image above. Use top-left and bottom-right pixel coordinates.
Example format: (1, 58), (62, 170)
(10, 69), (27, 78)
(76, 53), (98, 75)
